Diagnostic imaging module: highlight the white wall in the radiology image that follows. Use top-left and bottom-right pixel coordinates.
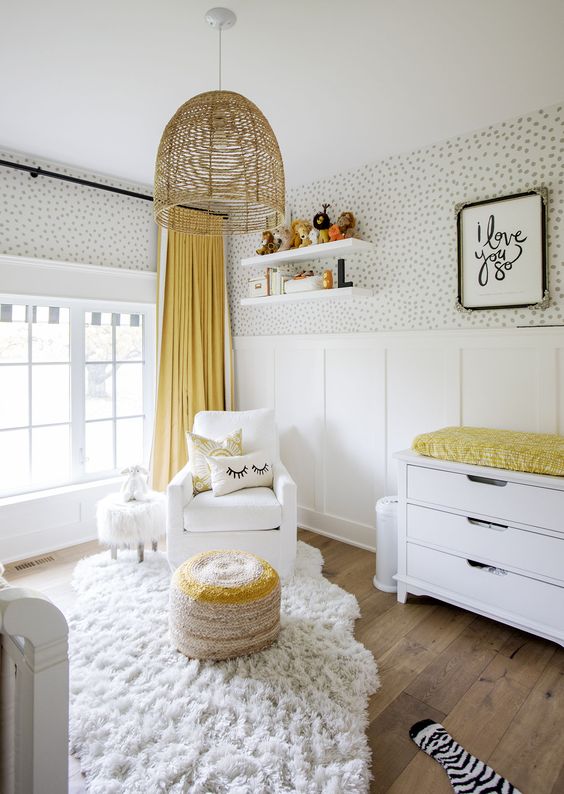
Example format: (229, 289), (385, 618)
(0, 478), (120, 563)
(234, 327), (564, 549)
(0, 254), (157, 304)
(228, 100), (564, 551)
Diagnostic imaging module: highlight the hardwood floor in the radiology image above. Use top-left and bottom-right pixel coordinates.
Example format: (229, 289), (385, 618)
(5, 530), (564, 793)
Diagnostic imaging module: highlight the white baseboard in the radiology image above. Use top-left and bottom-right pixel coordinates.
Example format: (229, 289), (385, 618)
(298, 506), (376, 552)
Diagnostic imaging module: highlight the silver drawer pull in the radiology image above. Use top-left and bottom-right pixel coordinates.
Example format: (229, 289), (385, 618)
(467, 517), (509, 531)
(467, 474), (507, 487)
(467, 559), (508, 576)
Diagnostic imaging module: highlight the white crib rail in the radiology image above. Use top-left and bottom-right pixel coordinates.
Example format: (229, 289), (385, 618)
(0, 585), (69, 794)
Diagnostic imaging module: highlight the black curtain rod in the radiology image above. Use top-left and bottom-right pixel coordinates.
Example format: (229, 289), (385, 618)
(0, 158), (153, 201)
(0, 158), (228, 217)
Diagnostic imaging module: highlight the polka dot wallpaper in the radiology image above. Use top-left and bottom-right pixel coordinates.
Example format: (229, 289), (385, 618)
(227, 101), (564, 336)
(0, 148), (156, 270)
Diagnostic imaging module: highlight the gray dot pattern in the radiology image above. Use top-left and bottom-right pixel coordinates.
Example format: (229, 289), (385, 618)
(227, 101), (564, 336)
(0, 149), (156, 270)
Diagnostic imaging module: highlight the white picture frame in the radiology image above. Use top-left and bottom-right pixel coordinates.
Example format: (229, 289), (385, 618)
(456, 189), (548, 311)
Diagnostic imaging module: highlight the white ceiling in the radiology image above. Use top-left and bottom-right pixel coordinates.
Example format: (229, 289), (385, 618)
(2, 0), (564, 189)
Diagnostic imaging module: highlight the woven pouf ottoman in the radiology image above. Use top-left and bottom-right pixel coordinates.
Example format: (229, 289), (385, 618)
(169, 550), (281, 661)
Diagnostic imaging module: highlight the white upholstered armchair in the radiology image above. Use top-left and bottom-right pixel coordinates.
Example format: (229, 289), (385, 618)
(166, 409), (297, 579)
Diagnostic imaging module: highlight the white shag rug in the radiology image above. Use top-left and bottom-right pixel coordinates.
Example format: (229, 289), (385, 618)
(69, 541), (379, 794)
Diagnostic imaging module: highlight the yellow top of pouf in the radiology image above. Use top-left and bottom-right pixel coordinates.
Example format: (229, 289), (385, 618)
(413, 426), (564, 476)
(172, 550), (279, 605)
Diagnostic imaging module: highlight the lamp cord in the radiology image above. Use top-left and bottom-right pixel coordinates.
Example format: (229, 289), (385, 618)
(218, 29), (222, 91)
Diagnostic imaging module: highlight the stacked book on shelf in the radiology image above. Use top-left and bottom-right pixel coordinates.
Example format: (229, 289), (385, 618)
(267, 268), (294, 296)
(248, 267), (294, 298)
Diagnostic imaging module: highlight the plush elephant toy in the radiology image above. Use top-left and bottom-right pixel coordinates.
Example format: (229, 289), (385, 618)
(272, 225), (293, 252)
(0, 561), (7, 589)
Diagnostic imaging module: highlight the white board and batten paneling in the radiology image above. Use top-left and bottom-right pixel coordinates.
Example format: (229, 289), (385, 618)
(233, 327), (564, 551)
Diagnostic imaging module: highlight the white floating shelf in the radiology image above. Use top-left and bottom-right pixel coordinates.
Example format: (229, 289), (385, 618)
(240, 287), (374, 306)
(240, 237), (374, 268)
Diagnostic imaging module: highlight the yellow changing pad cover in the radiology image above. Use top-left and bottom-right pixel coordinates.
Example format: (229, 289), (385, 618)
(412, 426), (564, 477)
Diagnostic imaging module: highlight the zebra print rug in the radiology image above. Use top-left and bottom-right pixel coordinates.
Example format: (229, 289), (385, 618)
(410, 719), (521, 793)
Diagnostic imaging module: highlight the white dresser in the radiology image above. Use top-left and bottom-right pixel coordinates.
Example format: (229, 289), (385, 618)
(395, 450), (564, 647)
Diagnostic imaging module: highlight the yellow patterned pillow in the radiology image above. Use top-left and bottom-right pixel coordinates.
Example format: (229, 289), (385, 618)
(186, 429), (243, 493)
(412, 426), (564, 477)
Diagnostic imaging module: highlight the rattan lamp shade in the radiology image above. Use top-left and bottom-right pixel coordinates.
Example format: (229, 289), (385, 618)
(154, 90), (285, 235)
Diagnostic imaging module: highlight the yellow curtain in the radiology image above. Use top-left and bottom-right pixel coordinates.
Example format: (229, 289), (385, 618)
(151, 230), (228, 491)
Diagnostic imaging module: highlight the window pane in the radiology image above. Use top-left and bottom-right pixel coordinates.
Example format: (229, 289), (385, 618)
(0, 366), (28, 429)
(32, 365), (70, 425)
(116, 316), (143, 361)
(116, 363), (143, 417)
(116, 417), (144, 469)
(32, 425), (70, 486)
(85, 420), (114, 473)
(85, 363), (113, 419)
(0, 304), (28, 363)
(85, 312), (113, 361)
(0, 428), (29, 492)
(32, 306), (70, 362)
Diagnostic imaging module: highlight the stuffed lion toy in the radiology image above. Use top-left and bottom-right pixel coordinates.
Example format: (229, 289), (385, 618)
(292, 219), (313, 248)
(256, 230), (279, 255)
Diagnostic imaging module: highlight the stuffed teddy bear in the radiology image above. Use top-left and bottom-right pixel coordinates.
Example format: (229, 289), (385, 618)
(292, 219), (313, 248)
(272, 225), (293, 252)
(313, 203), (332, 244)
(256, 230), (279, 255)
(336, 211), (357, 238)
(120, 464), (150, 502)
(328, 211), (358, 242)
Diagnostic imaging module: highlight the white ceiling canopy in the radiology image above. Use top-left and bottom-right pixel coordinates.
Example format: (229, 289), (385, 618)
(1, 0), (564, 188)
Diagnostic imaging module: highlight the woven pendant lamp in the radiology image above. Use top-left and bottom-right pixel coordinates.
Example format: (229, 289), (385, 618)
(154, 8), (285, 235)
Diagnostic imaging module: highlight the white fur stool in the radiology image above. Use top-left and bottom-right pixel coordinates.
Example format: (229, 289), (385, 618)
(96, 492), (166, 562)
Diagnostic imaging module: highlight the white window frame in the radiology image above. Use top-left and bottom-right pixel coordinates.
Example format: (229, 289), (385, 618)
(0, 293), (155, 498)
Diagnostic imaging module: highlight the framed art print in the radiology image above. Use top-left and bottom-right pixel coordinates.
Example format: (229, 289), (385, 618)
(456, 188), (548, 310)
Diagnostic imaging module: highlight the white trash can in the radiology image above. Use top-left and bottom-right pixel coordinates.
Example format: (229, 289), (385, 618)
(374, 496), (398, 593)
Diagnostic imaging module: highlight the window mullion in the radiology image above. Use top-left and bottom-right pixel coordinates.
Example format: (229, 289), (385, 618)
(27, 304), (32, 487)
(70, 305), (85, 480)
(142, 306), (156, 466)
(112, 320), (117, 470)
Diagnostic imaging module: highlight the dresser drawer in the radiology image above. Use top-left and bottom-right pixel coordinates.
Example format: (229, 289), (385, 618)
(407, 503), (564, 584)
(407, 543), (564, 635)
(407, 464), (564, 532)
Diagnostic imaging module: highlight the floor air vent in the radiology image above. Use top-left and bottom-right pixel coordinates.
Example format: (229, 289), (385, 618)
(13, 555), (56, 571)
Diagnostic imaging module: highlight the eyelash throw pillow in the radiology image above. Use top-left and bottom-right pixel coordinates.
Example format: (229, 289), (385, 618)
(205, 452), (274, 496)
